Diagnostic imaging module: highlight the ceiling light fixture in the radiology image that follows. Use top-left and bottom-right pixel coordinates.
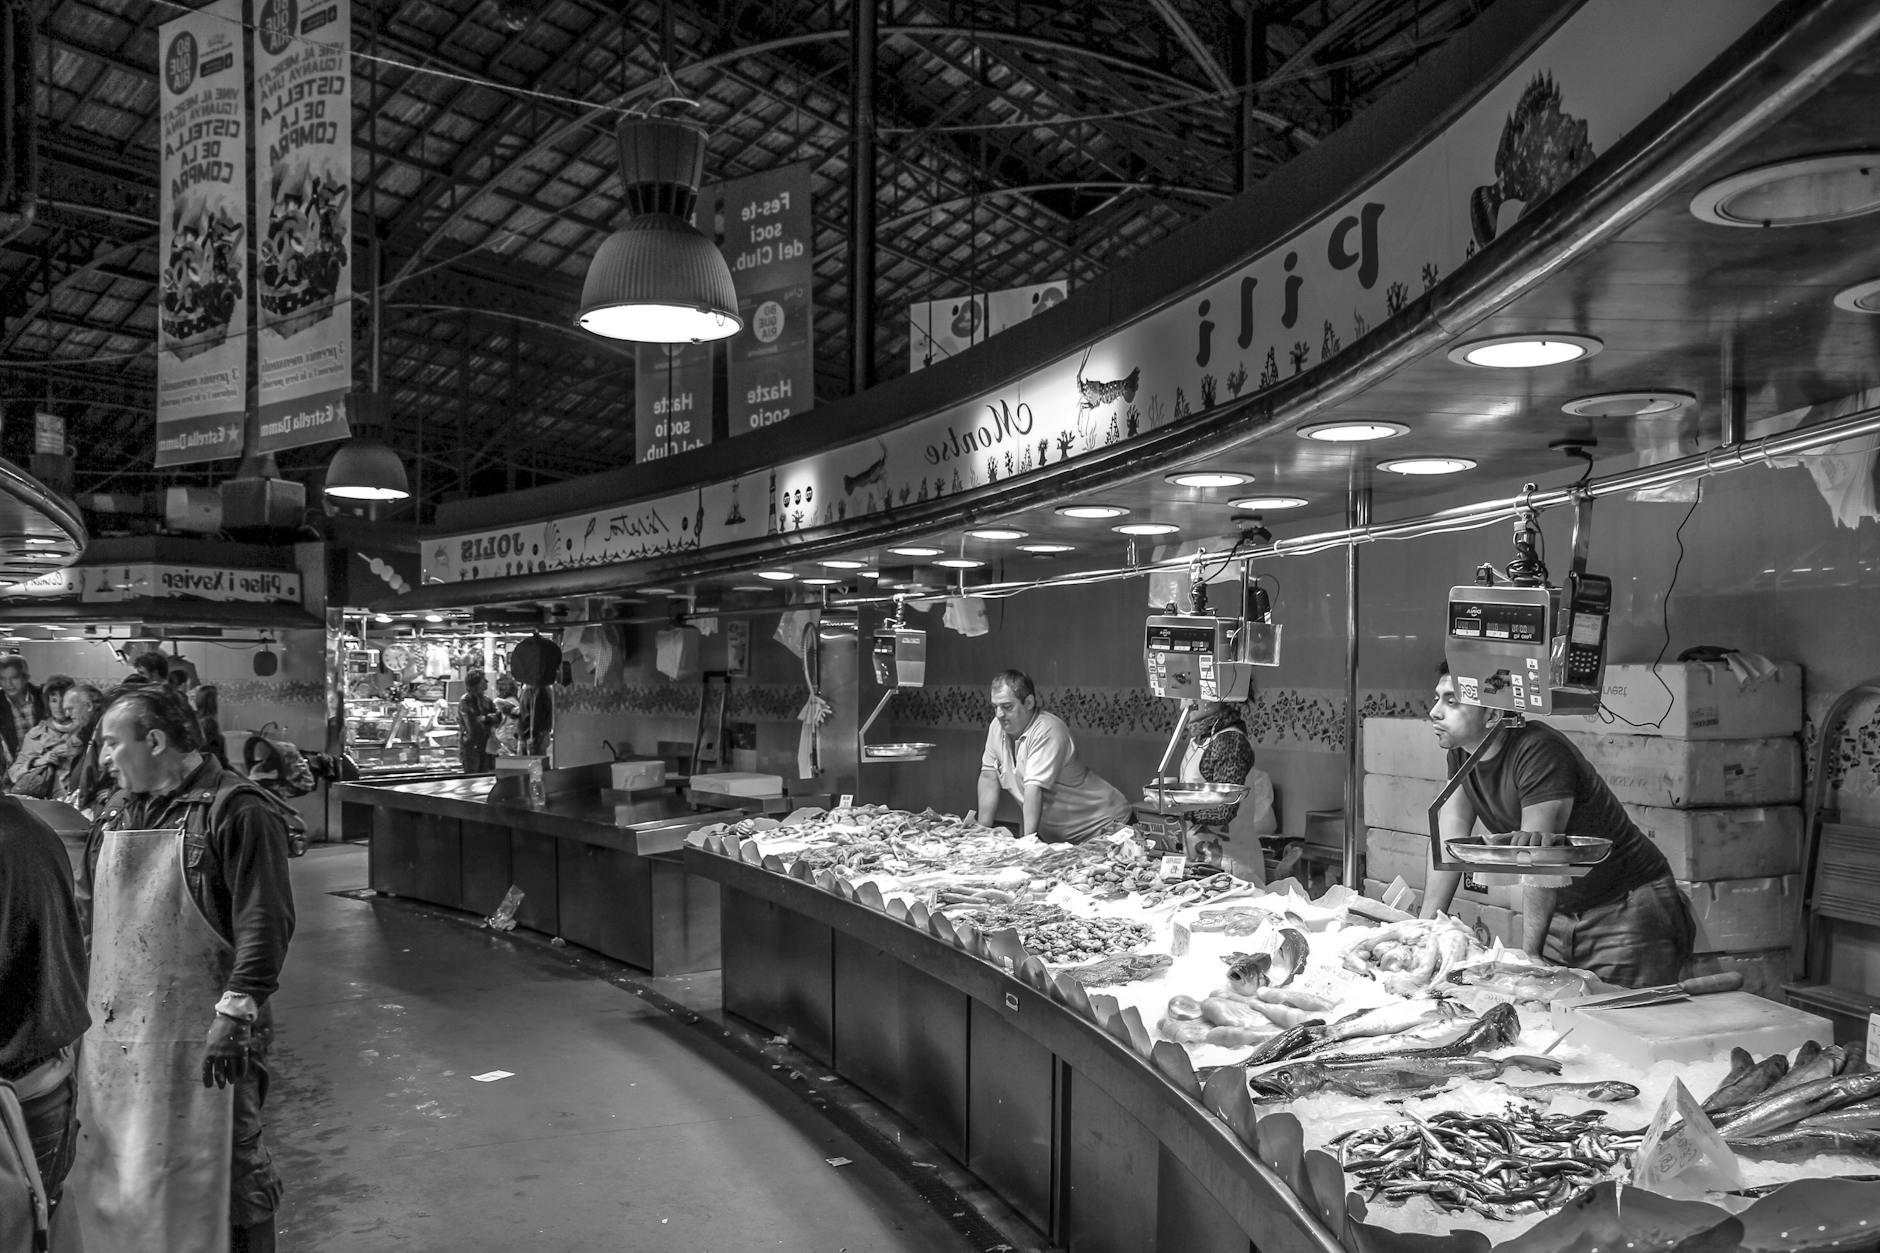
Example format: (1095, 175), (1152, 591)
(1228, 495), (1309, 510)
(1056, 504), (1130, 519)
(933, 557), (985, 569)
(1832, 278), (1880, 315)
(1690, 153), (1880, 228)
(576, 118), (742, 343)
(801, 577), (843, 586)
(966, 527), (1028, 540)
(640, 586), (677, 595)
(1379, 456), (1477, 475)
(1561, 391), (1696, 418)
(818, 559), (867, 569)
(859, 569), (881, 578)
(755, 570), (796, 581)
(1113, 522), (1179, 536)
(1018, 543), (1076, 553)
(424, 613), (443, 623)
(887, 545), (944, 557)
(24, 537), (58, 546)
(731, 584), (773, 592)
(1298, 421), (1408, 442)
(1165, 470), (1252, 488)
(1447, 334), (1602, 369)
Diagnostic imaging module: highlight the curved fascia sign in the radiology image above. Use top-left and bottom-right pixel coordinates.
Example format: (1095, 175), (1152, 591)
(423, 0), (1783, 589)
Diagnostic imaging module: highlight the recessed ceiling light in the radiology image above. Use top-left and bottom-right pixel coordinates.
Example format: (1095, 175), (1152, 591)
(424, 613), (444, 622)
(966, 528), (1028, 540)
(1832, 277), (1880, 315)
(24, 537), (58, 546)
(858, 569), (881, 578)
(1113, 522), (1179, 536)
(818, 558), (867, 569)
(800, 577), (843, 586)
(755, 570), (796, 581)
(1447, 334), (1602, 368)
(1561, 391), (1696, 418)
(731, 584), (773, 592)
(1165, 470), (1252, 488)
(932, 557), (985, 569)
(640, 586), (677, 595)
(1691, 153), (1880, 227)
(887, 545), (944, 557)
(1379, 456), (1477, 475)
(1228, 495), (1309, 510)
(1298, 421), (1408, 442)
(1057, 504), (1130, 519)
(372, 613), (392, 623)
(1018, 543), (1076, 554)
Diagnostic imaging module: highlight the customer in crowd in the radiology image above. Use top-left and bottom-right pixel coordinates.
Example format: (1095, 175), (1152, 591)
(129, 650), (170, 685)
(62, 688), (116, 816)
(0, 654), (50, 768)
(457, 671), (500, 774)
(74, 684), (296, 1253)
(5, 674), (78, 799)
(0, 793), (90, 1224)
(490, 673), (522, 756)
(192, 684), (231, 771)
(58, 685), (104, 796)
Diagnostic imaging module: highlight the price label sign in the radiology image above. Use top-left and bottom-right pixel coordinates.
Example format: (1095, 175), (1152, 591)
(1158, 854), (1188, 882)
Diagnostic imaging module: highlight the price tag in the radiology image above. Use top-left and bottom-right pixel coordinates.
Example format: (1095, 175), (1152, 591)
(838, 793), (854, 808)
(527, 758), (547, 808)
(1867, 1012), (1880, 1064)
(1158, 854), (1188, 882)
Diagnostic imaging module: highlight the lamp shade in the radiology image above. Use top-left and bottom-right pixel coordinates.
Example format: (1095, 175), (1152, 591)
(324, 437), (410, 501)
(577, 214), (742, 343)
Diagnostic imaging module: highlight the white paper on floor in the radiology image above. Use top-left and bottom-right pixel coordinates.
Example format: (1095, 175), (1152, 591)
(825, 1156), (853, 1167)
(471, 1070), (514, 1082)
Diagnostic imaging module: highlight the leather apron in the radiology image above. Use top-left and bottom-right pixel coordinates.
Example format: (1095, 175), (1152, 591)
(71, 826), (233, 1253)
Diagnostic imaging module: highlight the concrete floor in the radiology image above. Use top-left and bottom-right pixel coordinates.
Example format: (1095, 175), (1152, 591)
(268, 845), (989, 1252)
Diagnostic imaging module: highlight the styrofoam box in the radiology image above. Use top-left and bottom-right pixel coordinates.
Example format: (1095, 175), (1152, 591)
(1542, 661), (1801, 740)
(1626, 804), (1802, 880)
(1687, 948), (1796, 1001)
(1551, 991), (1829, 1068)
(1682, 875), (1800, 954)
(1364, 826), (1429, 888)
(1362, 717), (1447, 781)
(1557, 731), (1801, 807)
(1362, 773), (1440, 836)
(1472, 902), (1523, 949)
(610, 758), (665, 791)
(690, 771), (784, 797)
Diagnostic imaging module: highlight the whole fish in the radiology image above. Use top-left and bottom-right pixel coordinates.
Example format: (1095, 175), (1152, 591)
(1320, 998), (1467, 1043)
(1314, 1001), (1522, 1066)
(1758, 1045), (1844, 1101)
(1794, 1098), (1880, 1133)
(1242, 1021), (1324, 1067)
(1715, 1071), (1880, 1140)
(1839, 1042), (1867, 1074)
(1702, 1053), (1789, 1114)
(1265, 1052), (1556, 1097)
(1507, 1080), (1640, 1103)
(1728, 1127), (1880, 1159)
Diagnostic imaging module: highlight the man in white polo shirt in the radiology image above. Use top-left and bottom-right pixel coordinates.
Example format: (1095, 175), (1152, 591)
(973, 669), (1130, 843)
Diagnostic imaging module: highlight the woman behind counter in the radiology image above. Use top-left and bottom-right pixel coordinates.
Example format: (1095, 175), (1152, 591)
(1177, 698), (1275, 884)
(973, 669), (1131, 844)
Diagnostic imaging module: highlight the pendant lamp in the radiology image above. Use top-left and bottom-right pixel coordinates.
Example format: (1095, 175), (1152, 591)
(577, 117), (742, 344)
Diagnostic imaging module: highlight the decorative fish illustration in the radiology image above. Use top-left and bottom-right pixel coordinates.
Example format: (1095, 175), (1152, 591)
(1076, 347), (1141, 410)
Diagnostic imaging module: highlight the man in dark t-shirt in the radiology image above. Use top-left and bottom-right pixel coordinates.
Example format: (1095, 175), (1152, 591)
(1419, 669), (1695, 988)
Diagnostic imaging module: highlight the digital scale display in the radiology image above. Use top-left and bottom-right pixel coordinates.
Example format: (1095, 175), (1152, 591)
(1449, 600), (1545, 643)
(1146, 623), (1219, 654)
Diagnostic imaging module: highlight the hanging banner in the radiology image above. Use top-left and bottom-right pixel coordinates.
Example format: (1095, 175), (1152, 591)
(635, 342), (714, 462)
(908, 278), (1070, 371)
(722, 162), (814, 436)
(253, 0), (353, 453)
(155, 0), (248, 467)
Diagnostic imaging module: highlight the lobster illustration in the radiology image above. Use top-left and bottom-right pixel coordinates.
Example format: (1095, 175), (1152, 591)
(844, 439), (889, 496)
(1076, 348), (1141, 410)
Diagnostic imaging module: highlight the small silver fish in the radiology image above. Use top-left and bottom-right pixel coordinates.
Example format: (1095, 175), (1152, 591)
(1508, 1080), (1640, 1103)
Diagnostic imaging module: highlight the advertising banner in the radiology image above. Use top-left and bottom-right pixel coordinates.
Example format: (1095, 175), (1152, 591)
(722, 163), (814, 436)
(79, 564), (303, 604)
(635, 341), (714, 462)
(253, 0), (354, 453)
(908, 278), (1069, 371)
(155, 0), (248, 467)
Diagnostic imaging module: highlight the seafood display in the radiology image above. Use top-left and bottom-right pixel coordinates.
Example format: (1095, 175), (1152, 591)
(943, 900), (1150, 964)
(1338, 1108), (1642, 1220)
(1444, 961), (1599, 1003)
(1058, 952), (1173, 987)
(1339, 917), (1475, 994)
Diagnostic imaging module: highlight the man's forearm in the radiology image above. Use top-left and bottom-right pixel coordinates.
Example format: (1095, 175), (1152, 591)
(1021, 786), (1045, 839)
(975, 772), (1001, 827)
(1520, 884), (1558, 959)
(1421, 866), (1462, 919)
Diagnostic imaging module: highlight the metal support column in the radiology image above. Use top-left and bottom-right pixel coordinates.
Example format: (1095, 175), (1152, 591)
(1342, 476), (1371, 889)
(848, 0), (878, 395)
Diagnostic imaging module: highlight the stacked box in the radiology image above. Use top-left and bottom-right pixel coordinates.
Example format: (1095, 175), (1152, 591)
(1363, 665), (1805, 998)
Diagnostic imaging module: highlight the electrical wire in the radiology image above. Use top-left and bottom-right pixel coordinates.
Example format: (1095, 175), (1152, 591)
(1597, 483), (1703, 730)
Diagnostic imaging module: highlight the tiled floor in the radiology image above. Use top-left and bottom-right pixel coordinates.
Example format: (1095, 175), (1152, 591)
(267, 845), (989, 1252)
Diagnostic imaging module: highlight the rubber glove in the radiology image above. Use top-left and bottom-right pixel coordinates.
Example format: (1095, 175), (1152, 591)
(203, 1013), (252, 1089)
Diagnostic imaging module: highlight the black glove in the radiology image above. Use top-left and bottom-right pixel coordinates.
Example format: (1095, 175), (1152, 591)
(202, 1013), (252, 1089)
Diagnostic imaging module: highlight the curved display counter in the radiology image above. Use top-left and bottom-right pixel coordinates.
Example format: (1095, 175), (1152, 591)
(335, 767), (729, 974)
(684, 828), (1880, 1253)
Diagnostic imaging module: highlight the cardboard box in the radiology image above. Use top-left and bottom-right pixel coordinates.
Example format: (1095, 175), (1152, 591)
(1682, 875), (1800, 953)
(1543, 661), (1802, 740)
(1626, 805), (1802, 880)
(1472, 902), (1523, 949)
(1362, 717), (1447, 781)
(1558, 732), (1801, 807)
(1362, 773), (1440, 836)
(1687, 948), (1797, 1001)
(690, 771), (784, 798)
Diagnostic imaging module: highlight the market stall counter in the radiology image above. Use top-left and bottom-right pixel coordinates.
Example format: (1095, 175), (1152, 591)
(684, 805), (1880, 1253)
(336, 762), (734, 974)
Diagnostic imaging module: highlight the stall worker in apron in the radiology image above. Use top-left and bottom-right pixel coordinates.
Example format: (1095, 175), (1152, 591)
(73, 684), (296, 1253)
(1420, 664), (1694, 988)
(973, 669), (1130, 844)
(1177, 699), (1274, 884)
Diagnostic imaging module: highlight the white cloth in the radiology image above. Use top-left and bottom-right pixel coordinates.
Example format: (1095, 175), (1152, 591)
(943, 596), (989, 636)
(980, 710), (1129, 843)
